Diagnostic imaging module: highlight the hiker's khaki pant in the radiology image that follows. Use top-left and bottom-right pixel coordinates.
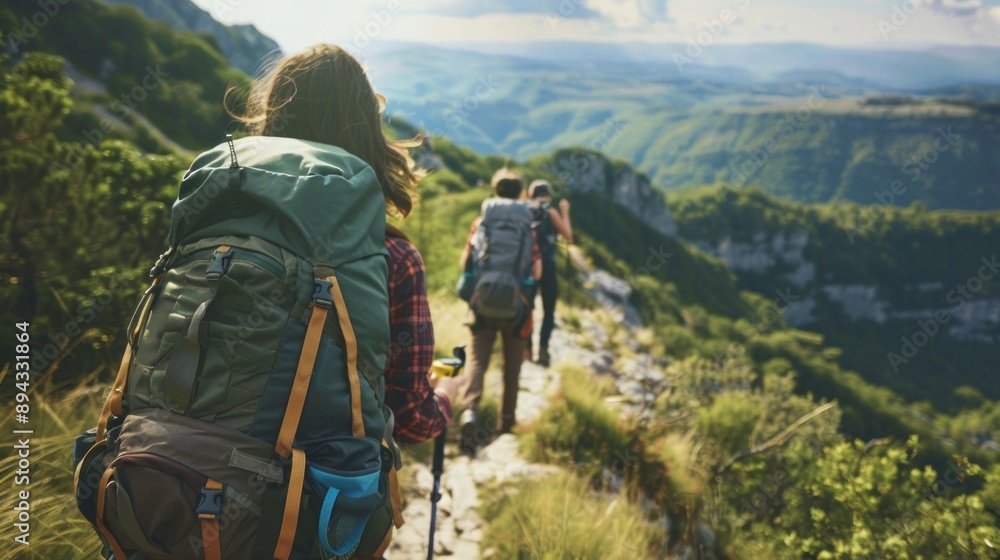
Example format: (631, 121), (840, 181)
(462, 322), (526, 433)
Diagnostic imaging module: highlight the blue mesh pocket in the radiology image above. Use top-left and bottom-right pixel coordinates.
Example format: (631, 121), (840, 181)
(310, 465), (381, 557)
(306, 437), (383, 558)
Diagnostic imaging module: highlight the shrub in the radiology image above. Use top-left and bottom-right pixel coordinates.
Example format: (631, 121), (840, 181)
(522, 365), (629, 471)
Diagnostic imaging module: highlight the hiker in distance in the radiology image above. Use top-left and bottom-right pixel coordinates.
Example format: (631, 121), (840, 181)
(458, 168), (542, 453)
(73, 44), (463, 560)
(525, 180), (572, 367)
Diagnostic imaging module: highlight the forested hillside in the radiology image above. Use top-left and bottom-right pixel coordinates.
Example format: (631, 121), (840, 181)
(668, 186), (1000, 412)
(1, 0), (247, 151)
(102, 0), (280, 74)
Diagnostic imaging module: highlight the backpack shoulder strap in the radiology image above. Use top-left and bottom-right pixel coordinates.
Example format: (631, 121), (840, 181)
(96, 272), (163, 440)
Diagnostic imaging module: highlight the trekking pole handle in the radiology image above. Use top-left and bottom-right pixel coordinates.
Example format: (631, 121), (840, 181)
(432, 428), (447, 478)
(453, 345), (466, 371)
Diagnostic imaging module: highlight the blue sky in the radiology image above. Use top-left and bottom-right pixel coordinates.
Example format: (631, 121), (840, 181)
(193, 0), (1000, 53)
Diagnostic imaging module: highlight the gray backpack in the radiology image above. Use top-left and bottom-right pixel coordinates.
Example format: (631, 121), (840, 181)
(468, 198), (535, 322)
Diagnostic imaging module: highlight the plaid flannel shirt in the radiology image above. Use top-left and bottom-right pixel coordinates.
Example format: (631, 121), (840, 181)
(384, 235), (452, 444)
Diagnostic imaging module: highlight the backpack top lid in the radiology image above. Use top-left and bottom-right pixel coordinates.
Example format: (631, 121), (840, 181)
(481, 197), (533, 224)
(170, 136), (387, 267)
(474, 197), (534, 271)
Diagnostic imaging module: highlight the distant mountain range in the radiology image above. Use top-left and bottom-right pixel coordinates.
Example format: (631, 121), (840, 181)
(365, 42), (1000, 210)
(442, 41), (1000, 90)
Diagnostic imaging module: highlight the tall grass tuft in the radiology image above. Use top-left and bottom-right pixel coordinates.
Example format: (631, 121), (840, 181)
(1, 383), (106, 559)
(481, 471), (662, 559)
(521, 364), (630, 472)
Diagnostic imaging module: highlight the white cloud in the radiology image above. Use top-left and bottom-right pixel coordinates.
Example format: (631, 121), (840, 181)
(925, 0), (983, 16)
(583, 0), (670, 28)
(190, 0), (1000, 51)
(372, 12), (607, 44)
(637, 0), (672, 20)
(406, 0), (559, 17)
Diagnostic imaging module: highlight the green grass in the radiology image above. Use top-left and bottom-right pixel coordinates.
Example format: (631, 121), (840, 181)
(427, 291), (473, 361)
(481, 471), (662, 559)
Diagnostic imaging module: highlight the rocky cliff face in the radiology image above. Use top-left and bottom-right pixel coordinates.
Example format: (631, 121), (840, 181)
(692, 230), (816, 287)
(104, 0), (281, 75)
(690, 231), (1000, 343)
(546, 150), (678, 238)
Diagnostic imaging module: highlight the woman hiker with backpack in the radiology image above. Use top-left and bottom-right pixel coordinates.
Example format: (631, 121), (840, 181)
(230, 39), (467, 505)
(222, 43), (468, 558)
(74, 44), (463, 560)
(457, 168), (543, 454)
(525, 180), (572, 367)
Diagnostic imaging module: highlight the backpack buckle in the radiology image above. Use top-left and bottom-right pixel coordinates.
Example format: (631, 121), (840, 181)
(313, 278), (334, 308)
(195, 484), (224, 519)
(206, 246), (234, 281)
(148, 247), (174, 278)
(149, 262), (165, 279)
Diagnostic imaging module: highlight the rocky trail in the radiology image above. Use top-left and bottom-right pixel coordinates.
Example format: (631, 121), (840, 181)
(387, 321), (568, 559)
(387, 247), (671, 559)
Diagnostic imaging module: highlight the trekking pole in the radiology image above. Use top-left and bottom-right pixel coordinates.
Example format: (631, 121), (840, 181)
(427, 346), (466, 560)
(560, 195), (573, 277)
(427, 428), (446, 560)
(564, 238), (573, 277)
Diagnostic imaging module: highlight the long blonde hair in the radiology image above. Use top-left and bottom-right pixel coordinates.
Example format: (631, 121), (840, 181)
(227, 44), (422, 218)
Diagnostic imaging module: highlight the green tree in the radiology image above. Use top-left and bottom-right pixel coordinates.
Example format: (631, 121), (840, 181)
(0, 49), (184, 384)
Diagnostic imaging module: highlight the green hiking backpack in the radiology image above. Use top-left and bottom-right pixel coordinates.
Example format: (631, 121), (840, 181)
(73, 135), (404, 560)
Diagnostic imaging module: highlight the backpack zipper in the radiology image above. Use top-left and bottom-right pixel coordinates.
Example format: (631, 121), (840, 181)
(168, 246), (284, 279)
(238, 250), (284, 279)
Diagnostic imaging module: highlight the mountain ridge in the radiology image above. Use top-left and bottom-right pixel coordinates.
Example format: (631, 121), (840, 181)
(102, 0), (281, 74)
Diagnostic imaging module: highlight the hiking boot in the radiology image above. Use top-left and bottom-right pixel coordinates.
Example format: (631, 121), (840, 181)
(498, 417), (516, 435)
(536, 347), (551, 368)
(460, 409), (478, 456)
